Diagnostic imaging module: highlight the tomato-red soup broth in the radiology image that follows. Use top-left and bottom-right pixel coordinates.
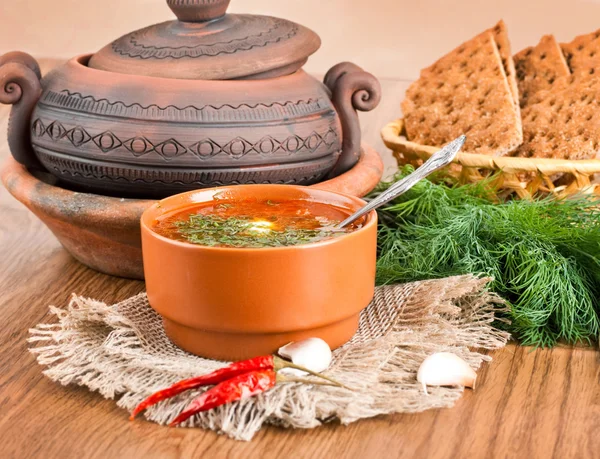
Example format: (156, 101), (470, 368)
(151, 193), (363, 248)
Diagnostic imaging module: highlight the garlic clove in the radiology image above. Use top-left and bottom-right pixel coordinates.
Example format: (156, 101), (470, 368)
(278, 337), (332, 376)
(416, 352), (477, 395)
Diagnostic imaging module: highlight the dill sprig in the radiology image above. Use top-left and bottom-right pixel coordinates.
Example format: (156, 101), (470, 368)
(175, 214), (343, 248)
(373, 166), (600, 346)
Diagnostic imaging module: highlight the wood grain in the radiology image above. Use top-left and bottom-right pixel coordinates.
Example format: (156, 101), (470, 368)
(0, 60), (598, 459)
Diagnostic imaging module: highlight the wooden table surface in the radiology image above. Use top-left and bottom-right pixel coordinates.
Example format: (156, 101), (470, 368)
(0, 60), (598, 459)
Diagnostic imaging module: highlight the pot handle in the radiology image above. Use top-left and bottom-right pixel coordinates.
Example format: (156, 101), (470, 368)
(324, 62), (381, 177)
(0, 52), (43, 170)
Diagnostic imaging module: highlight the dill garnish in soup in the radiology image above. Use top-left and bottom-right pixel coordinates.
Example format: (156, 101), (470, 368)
(151, 196), (360, 248)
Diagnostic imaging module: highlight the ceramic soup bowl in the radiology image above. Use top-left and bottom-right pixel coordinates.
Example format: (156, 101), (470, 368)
(141, 184), (377, 360)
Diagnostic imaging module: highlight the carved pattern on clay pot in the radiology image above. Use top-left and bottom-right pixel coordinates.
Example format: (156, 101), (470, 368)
(112, 18), (299, 59)
(34, 147), (335, 198)
(31, 118), (339, 160)
(40, 90), (330, 122)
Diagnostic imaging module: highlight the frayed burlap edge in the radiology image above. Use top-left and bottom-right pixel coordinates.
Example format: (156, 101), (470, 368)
(28, 275), (510, 441)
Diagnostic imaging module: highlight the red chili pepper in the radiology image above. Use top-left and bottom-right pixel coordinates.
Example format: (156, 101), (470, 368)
(169, 369), (276, 426)
(130, 355), (348, 422)
(130, 355), (274, 420)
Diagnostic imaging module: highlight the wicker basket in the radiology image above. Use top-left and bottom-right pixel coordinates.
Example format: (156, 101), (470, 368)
(382, 119), (600, 199)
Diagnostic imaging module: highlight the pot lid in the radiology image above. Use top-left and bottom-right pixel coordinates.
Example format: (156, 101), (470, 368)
(88, 0), (321, 80)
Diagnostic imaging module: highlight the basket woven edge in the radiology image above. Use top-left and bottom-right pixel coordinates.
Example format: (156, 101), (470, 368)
(381, 119), (600, 175)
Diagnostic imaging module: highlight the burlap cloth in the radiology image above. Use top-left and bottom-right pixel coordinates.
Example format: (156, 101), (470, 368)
(28, 275), (509, 441)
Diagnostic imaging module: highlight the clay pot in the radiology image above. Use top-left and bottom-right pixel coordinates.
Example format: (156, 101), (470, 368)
(0, 1), (381, 198)
(1, 159), (153, 279)
(1, 143), (383, 279)
(141, 185), (377, 360)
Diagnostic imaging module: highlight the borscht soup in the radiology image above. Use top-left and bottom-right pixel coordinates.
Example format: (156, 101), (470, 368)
(151, 194), (362, 248)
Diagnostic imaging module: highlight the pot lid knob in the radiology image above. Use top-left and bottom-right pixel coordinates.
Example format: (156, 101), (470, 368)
(167, 0), (231, 22)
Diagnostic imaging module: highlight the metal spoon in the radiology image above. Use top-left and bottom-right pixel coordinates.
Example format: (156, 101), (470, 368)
(336, 135), (466, 229)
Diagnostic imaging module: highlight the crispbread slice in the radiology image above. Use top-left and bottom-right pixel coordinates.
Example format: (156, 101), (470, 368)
(514, 35), (571, 107)
(428, 21), (520, 111)
(402, 31), (522, 156)
(514, 73), (600, 160)
(489, 20), (520, 112)
(561, 29), (600, 74)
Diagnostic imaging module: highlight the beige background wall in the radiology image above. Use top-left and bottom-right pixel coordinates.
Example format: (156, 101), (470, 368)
(2, 0), (600, 80)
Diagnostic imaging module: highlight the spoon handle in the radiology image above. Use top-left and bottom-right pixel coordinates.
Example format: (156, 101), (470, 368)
(336, 135), (466, 229)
